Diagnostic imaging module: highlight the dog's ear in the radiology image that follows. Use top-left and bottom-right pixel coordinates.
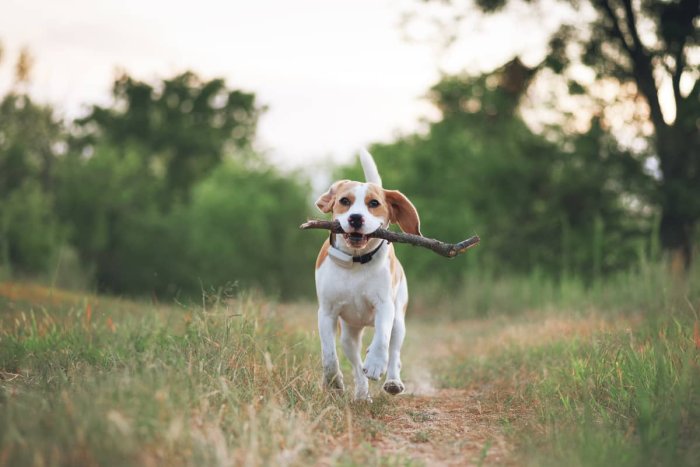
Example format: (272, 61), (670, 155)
(384, 190), (421, 236)
(315, 180), (350, 213)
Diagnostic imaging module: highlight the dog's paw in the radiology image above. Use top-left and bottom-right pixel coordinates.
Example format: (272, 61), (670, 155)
(353, 389), (372, 402)
(324, 372), (345, 392)
(383, 379), (405, 396)
(362, 354), (387, 381)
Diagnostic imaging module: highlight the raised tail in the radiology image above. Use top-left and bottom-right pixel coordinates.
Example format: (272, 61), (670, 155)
(359, 148), (382, 187)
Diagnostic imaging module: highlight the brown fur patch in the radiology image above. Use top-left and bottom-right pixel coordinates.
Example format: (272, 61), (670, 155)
(316, 239), (331, 269)
(388, 245), (404, 290)
(316, 180), (356, 213)
(384, 190), (421, 236)
(365, 183), (391, 224)
(330, 181), (361, 216)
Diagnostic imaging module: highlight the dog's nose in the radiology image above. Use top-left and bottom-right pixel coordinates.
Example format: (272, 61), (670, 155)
(348, 214), (364, 230)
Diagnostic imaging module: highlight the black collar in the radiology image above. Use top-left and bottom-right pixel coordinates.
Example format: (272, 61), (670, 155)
(352, 241), (385, 264)
(329, 232), (386, 265)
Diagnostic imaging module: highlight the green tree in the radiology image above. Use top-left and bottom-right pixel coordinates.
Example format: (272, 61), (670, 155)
(182, 162), (318, 298)
(0, 45), (66, 275)
(75, 71), (264, 201)
(418, 0), (699, 269)
(0, 94), (64, 196)
(341, 61), (651, 283)
(56, 71), (278, 296)
(54, 144), (171, 292)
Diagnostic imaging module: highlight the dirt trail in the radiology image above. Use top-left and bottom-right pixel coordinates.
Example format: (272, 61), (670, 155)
(364, 314), (629, 466)
(278, 304), (630, 466)
(368, 321), (512, 466)
(373, 387), (511, 466)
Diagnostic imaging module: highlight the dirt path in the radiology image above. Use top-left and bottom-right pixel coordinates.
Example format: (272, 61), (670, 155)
(278, 304), (631, 466)
(372, 388), (511, 466)
(367, 321), (513, 466)
(364, 313), (631, 466)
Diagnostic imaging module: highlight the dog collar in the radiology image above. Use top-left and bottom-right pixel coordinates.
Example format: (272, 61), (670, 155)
(328, 232), (385, 268)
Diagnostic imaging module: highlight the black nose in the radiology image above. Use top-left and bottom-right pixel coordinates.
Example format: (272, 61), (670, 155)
(348, 214), (364, 229)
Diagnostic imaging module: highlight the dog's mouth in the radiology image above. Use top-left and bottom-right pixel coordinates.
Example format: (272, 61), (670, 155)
(343, 232), (369, 249)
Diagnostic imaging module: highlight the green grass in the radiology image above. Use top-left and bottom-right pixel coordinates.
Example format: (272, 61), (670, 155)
(1, 262), (698, 466)
(438, 308), (700, 466)
(0, 290), (412, 466)
(412, 261), (700, 319)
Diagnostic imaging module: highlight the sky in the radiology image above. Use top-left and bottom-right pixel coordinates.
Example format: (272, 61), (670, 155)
(0, 0), (571, 168)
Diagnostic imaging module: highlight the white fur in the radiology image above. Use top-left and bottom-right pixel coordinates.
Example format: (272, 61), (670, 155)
(315, 150), (408, 401)
(360, 148), (382, 187)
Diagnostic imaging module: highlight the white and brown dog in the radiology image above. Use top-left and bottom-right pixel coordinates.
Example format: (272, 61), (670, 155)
(314, 149), (421, 400)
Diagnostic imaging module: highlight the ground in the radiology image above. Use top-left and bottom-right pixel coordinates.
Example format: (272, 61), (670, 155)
(1, 282), (696, 466)
(280, 303), (633, 466)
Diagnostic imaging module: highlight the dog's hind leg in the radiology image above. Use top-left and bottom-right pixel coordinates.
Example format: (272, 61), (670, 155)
(340, 319), (370, 401)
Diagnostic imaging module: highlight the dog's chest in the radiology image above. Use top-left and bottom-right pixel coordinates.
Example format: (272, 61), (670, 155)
(316, 260), (390, 327)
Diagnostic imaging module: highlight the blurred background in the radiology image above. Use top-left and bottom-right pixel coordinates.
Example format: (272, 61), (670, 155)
(0, 0), (697, 310)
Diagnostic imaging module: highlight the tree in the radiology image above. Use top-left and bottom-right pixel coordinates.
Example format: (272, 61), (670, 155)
(75, 71), (264, 201)
(339, 61), (651, 283)
(0, 45), (66, 275)
(418, 0), (699, 270)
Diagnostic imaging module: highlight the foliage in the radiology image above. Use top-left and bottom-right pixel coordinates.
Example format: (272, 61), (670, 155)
(55, 145), (317, 299)
(0, 181), (62, 275)
(74, 71), (264, 201)
(419, 0), (700, 267)
(339, 64), (653, 285)
(54, 143), (176, 294)
(0, 53), (319, 298)
(182, 163), (319, 298)
(0, 93), (65, 274)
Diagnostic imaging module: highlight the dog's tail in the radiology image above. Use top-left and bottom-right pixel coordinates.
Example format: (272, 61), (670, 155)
(360, 148), (382, 187)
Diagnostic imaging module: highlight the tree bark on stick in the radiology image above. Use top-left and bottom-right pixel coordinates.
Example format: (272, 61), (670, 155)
(300, 220), (480, 258)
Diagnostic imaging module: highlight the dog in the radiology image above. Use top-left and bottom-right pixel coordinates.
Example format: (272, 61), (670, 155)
(314, 149), (421, 400)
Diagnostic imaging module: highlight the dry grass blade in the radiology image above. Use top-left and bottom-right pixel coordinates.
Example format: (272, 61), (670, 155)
(299, 219), (480, 258)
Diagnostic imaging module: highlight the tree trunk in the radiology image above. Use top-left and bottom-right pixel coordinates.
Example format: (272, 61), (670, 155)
(657, 126), (697, 272)
(659, 210), (693, 273)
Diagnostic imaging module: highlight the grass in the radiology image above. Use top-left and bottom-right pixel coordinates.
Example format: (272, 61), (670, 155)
(0, 262), (698, 466)
(411, 260), (699, 319)
(0, 286), (414, 466)
(437, 304), (700, 466)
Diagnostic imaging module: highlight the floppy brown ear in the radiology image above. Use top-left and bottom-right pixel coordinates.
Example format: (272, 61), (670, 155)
(384, 190), (421, 236)
(315, 180), (349, 213)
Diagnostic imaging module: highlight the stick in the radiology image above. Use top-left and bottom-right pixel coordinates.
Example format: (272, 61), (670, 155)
(299, 220), (480, 258)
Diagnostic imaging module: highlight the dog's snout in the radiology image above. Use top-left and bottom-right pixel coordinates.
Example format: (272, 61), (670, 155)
(348, 214), (364, 229)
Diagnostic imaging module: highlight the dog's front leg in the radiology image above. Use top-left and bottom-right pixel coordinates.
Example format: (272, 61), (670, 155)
(340, 320), (370, 401)
(318, 308), (344, 391)
(362, 300), (394, 381)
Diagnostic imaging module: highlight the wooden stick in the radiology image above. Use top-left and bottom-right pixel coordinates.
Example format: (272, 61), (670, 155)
(299, 220), (480, 258)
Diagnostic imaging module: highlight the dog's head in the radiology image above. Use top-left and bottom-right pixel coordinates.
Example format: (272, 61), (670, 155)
(316, 180), (421, 249)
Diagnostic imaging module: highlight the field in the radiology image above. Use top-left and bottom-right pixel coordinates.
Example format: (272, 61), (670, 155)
(0, 274), (698, 466)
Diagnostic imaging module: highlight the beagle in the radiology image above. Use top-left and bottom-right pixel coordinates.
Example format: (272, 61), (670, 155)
(314, 149), (421, 400)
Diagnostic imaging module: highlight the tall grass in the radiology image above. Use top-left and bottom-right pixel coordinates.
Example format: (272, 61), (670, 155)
(525, 313), (700, 466)
(0, 291), (411, 466)
(411, 260), (699, 319)
(435, 264), (700, 466)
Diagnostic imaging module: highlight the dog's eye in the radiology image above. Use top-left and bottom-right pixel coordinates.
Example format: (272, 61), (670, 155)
(368, 199), (380, 208)
(339, 197), (351, 206)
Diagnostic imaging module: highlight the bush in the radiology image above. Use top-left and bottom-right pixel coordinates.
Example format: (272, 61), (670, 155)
(182, 163), (318, 299)
(0, 181), (63, 275)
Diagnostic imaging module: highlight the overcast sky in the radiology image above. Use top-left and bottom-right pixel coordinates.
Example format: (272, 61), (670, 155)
(0, 0), (570, 168)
